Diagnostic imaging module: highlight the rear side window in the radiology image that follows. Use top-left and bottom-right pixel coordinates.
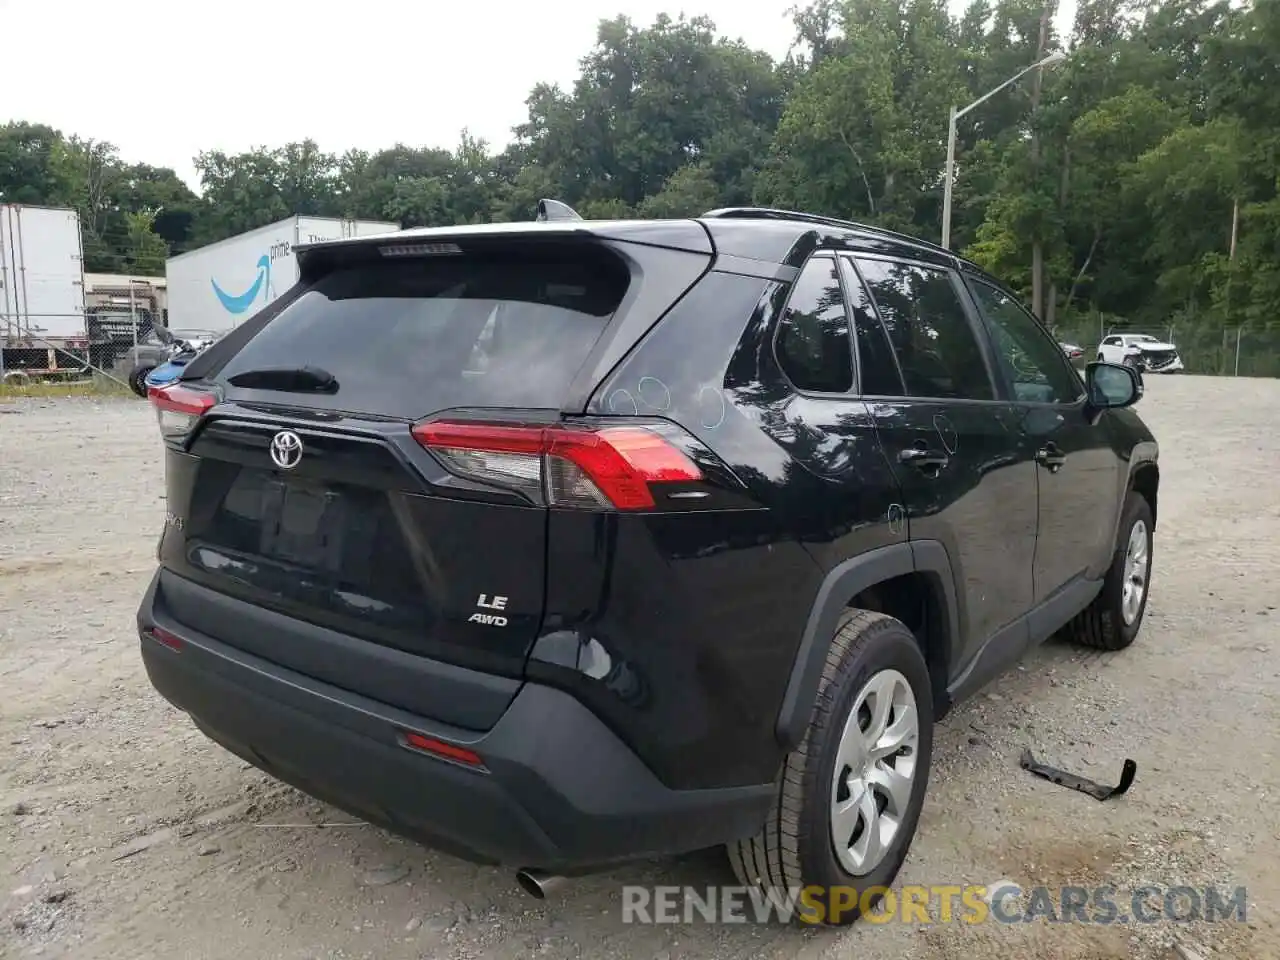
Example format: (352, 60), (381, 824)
(216, 247), (629, 420)
(774, 257), (853, 393)
(856, 258), (994, 401)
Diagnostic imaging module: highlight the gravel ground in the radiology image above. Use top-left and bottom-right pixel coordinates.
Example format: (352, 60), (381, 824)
(1, 374), (1278, 960)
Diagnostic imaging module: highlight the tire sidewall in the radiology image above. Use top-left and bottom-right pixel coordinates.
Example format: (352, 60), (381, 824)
(798, 621), (933, 922)
(1107, 495), (1154, 643)
(129, 367), (153, 398)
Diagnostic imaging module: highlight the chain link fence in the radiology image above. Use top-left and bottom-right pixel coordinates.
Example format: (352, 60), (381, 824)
(1052, 319), (1280, 379)
(1, 311), (153, 386)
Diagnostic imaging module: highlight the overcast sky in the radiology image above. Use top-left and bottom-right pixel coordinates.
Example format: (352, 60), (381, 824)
(2, 0), (1076, 191)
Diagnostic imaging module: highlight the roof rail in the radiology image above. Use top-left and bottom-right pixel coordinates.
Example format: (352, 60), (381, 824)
(701, 206), (954, 257)
(536, 199), (583, 223)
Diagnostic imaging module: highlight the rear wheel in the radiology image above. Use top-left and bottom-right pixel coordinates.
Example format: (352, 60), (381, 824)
(1065, 491), (1153, 651)
(727, 610), (933, 927)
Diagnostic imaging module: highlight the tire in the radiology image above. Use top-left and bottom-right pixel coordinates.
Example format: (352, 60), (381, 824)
(128, 366), (154, 398)
(1064, 491), (1153, 651)
(1096, 353), (1105, 362)
(727, 610), (933, 927)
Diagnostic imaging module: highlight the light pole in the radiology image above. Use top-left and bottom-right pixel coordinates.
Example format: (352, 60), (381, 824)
(941, 49), (1067, 250)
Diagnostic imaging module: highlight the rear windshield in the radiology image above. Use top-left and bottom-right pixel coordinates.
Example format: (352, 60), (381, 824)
(216, 247), (630, 420)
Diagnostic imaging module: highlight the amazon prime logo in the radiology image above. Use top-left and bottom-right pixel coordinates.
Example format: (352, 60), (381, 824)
(269, 430), (304, 470)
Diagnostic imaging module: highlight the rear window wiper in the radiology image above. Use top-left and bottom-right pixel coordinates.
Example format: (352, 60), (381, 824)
(226, 365), (339, 393)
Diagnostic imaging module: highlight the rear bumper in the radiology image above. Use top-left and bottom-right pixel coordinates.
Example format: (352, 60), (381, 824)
(136, 571), (773, 871)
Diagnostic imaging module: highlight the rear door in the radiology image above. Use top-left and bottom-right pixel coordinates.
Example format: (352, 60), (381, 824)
(158, 239), (698, 686)
(738, 254), (907, 568)
(848, 254), (1038, 674)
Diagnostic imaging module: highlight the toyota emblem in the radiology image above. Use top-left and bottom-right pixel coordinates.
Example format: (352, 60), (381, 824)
(269, 430), (304, 470)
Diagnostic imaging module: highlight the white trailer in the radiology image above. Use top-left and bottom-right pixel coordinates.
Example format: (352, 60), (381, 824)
(0, 205), (87, 344)
(164, 216), (400, 336)
(0, 205), (92, 379)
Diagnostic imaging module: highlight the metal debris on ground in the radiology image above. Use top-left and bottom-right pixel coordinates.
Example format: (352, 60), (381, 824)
(1019, 748), (1137, 801)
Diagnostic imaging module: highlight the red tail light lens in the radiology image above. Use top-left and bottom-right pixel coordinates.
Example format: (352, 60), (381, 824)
(412, 420), (703, 510)
(149, 384), (216, 440)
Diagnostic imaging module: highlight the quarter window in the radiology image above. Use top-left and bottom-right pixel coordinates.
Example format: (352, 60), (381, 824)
(855, 259), (994, 401)
(841, 258), (905, 397)
(775, 257), (854, 394)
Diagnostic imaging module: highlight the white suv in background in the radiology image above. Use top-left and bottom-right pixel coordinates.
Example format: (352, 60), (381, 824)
(1097, 333), (1184, 373)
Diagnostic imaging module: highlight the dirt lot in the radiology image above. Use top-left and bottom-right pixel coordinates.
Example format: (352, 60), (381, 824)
(2, 374), (1278, 960)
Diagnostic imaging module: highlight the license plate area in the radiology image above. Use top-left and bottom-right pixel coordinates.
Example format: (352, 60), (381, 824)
(258, 479), (349, 571)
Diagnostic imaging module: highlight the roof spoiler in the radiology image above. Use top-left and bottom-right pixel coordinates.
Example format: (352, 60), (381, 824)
(536, 199), (583, 223)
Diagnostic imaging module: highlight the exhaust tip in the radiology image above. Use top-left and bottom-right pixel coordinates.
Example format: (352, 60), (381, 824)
(515, 868), (565, 900)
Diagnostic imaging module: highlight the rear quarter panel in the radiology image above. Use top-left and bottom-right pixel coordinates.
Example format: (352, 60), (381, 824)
(533, 270), (831, 790)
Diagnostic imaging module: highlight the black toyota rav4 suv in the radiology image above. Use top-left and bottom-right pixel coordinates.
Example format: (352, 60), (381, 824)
(138, 205), (1158, 923)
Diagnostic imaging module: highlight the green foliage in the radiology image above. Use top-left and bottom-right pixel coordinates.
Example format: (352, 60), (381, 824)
(756, 0), (967, 233)
(0, 129), (198, 273)
(123, 210), (169, 276)
(1, 1), (1278, 374)
(638, 163), (722, 218)
(0, 123), (78, 206)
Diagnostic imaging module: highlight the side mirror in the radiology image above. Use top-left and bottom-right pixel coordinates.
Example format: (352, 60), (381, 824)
(1086, 361), (1142, 410)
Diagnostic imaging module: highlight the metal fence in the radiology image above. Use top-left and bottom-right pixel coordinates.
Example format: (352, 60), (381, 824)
(0, 311), (149, 386)
(1051, 321), (1280, 379)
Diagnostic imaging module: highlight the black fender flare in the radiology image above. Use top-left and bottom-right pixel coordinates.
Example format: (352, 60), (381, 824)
(1107, 444), (1159, 551)
(774, 541), (961, 750)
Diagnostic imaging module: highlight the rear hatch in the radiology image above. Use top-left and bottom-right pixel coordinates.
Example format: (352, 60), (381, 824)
(152, 232), (712, 727)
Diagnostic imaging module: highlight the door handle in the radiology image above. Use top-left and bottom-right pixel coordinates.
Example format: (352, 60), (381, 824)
(898, 445), (950, 471)
(1035, 444), (1067, 472)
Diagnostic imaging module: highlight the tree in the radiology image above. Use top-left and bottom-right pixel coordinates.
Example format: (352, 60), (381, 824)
(513, 14), (784, 211)
(0, 122), (78, 206)
(123, 210), (169, 276)
(191, 146), (295, 242)
(67, 138), (124, 271)
(108, 163), (199, 253)
(637, 163), (722, 218)
(757, 0), (966, 234)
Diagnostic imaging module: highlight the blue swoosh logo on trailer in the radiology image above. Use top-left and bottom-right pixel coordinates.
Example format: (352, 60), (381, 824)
(211, 254), (271, 314)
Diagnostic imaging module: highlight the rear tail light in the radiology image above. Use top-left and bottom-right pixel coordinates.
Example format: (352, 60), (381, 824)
(412, 420), (703, 511)
(148, 383), (216, 440)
